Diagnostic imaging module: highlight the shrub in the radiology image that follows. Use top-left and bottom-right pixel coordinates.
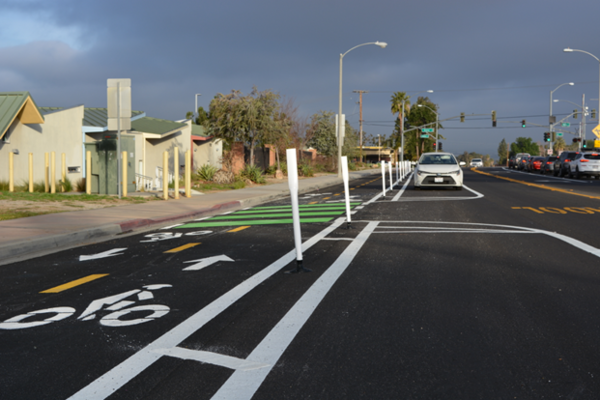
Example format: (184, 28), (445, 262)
(59, 177), (73, 192)
(348, 161), (357, 171)
(76, 178), (86, 192)
(197, 164), (218, 181)
(299, 163), (314, 177)
(240, 164), (266, 184)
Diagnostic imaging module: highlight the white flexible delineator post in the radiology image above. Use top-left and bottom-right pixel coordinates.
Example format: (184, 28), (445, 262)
(389, 161), (393, 190)
(341, 156), (352, 228)
(381, 161), (387, 197)
(286, 149), (309, 273)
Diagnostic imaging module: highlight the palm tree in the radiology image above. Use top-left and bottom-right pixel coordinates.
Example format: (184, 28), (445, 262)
(390, 92), (411, 162)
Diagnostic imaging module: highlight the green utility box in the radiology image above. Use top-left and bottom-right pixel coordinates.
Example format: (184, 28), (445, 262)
(85, 135), (136, 195)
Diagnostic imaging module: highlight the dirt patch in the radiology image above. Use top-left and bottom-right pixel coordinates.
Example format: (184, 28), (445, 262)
(0, 195), (156, 221)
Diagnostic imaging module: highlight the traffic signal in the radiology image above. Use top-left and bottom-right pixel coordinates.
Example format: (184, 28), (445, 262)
(460, 112), (465, 123)
(573, 137), (582, 143)
(492, 110), (497, 127)
(439, 142), (443, 151)
(574, 109), (578, 119)
(551, 132), (556, 142)
(543, 132), (550, 142)
(583, 140), (588, 148)
(433, 142), (437, 150)
(521, 119), (526, 128)
(592, 109), (597, 119)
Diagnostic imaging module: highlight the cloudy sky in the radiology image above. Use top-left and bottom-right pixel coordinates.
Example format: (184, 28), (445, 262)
(1, 0), (599, 158)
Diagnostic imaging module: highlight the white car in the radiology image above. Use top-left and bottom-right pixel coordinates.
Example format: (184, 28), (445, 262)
(568, 152), (600, 179)
(414, 152), (463, 190)
(470, 158), (483, 167)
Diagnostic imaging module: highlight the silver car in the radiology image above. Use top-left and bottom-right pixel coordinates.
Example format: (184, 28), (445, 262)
(414, 152), (463, 190)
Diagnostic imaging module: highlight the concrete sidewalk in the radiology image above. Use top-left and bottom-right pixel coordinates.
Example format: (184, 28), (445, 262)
(0, 169), (379, 264)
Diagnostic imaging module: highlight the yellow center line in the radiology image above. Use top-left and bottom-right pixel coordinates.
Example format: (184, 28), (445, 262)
(164, 243), (201, 253)
(228, 226), (251, 233)
(323, 197), (331, 200)
(308, 201), (318, 205)
(473, 169), (600, 200)
(40, 274), (109, 294)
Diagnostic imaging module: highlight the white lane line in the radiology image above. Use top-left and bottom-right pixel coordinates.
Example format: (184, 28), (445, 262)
(153, 347), (269, 371)
(391, 172), (413, 201)
(211, 222), (380, 400)
(67, 217), (347, 400)
(380, 183), (483, 202)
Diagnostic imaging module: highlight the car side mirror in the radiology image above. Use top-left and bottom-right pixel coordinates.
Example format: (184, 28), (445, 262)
(459, 161), (466, 166)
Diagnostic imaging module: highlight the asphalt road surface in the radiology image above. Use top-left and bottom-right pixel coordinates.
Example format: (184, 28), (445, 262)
(2, 167), (600, 399)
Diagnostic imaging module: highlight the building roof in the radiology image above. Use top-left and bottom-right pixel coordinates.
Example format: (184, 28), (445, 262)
(131, 116), (187, 137)
(38, 106), (145, 128)
(191, 124), (209, 137)
(0, 92), (45, 140)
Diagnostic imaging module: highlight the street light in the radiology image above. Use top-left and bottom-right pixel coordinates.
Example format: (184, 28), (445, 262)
(417, 104), (439, 152)
(397, 90), (433, 165)
(338, 41), (387, 176)
(564, 48), (600, 138)
(550, 83), (574, 148)
(554, 98), (587, 150)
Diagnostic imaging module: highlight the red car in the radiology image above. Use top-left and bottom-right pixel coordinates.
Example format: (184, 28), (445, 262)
(530, 157), (545, 172)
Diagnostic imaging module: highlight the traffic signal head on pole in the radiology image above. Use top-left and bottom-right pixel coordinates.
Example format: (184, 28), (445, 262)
(544, 132), (550, 142)
(460, 112), (465, 122)
(439, 142), (443, 151)
(574, 110), (578, 119)
(521, 119), (526, 128)
(593, 109), (597, 119)
(432, 142), (437, 150)
(492, 110), (496, 127)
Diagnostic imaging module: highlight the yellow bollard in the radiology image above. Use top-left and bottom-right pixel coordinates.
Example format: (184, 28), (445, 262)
(61, 153), (66, 192)
(86, 151), (91, 195)
(185, 150), (191, 198)
(163, 151), (168, 201)
(9, 152), (14, 192)
(122, 151), (127, 197)
(45, 152), (49, 193)
(29, 153), (33, 193)
(51, 151), (56, 194)
(174, 148), (179, 200)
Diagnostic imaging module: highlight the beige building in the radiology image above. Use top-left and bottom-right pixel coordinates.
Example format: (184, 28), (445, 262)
(1, 92), (84, 185)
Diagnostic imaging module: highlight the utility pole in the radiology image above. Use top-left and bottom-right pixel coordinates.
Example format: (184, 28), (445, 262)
(353, 90), (368, 163)
(378, 134), (381, 162)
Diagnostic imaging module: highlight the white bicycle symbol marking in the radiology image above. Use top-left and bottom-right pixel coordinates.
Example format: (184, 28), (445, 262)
(0, 284), (172, 330)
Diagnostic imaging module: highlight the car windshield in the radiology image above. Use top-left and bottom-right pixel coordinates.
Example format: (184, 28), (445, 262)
(419, 154), (457, 165)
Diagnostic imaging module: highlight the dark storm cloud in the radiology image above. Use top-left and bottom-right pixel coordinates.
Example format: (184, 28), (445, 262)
(1, 0), (599, 157)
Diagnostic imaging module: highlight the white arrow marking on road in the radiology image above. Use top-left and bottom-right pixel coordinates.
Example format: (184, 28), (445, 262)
(79, 248), (127, 261)
(182, 255), (234, 271)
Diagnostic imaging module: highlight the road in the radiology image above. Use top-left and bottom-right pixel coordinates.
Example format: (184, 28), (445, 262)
(2, 167), (600, 399)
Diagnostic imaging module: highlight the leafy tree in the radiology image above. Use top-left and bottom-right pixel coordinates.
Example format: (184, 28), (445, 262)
(186, 106), (209, 126)
(497, 138), (509, 165)
(390, 92), (411, 161)
(307, 111), (337, 158)
(406, 96), (443, 159)
(208, 87), (280, 167)
(510, 137), (539, 156)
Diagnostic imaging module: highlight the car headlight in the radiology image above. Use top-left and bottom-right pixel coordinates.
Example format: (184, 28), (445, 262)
(450, 169), (461, 175)
(417, 169), (430, 176)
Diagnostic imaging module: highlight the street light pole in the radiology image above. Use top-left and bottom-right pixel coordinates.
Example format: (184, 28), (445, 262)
(194, 93), (202, 121)
(564, 48), (600, 142)
(338, 41), (387, 177)
(550, 82), (574, 150)
(417, 104), (439, 152)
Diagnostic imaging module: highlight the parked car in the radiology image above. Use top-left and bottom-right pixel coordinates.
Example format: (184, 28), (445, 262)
(568, 152), (600, 179)
(414, 152), (463, 190)
(515, 153), (531, 170)
(554, 151), (580, 177)
(541, 156), (558, 174)
(517, 156), (531, 171)
(470, 158), (483, 167)
(508, 156), (517, 169)
(529, 156), (545, 173)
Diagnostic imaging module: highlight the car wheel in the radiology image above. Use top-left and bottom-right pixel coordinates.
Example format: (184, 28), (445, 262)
(575, 168), (581, 179)
(568, 169), (574, 179)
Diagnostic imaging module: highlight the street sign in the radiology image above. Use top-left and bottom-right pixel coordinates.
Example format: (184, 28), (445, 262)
(547, 149), (553, 155)
(593, 124), (600, 139)
(595, 140), (600, 148)
(420, 134), (430, 138)
(556, 132), (563, 137)
(421, 128), (434, 133)
(561, 123), (570, 127)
